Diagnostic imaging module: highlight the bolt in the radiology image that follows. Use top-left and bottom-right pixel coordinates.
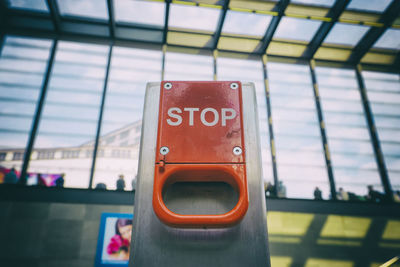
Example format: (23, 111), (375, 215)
(233, 146), (242, 155)
(230, 83), (239, 90)
(160, 146), (169, 155)
(164, 82), (172, 90)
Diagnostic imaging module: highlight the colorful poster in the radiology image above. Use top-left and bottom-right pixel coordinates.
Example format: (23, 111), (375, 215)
(95, 213), (133, 267)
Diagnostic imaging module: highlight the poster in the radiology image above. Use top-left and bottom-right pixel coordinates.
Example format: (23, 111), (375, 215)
(95, 213), (133, 266)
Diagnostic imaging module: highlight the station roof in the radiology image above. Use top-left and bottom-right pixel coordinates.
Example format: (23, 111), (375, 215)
(1, 0), (399, 71)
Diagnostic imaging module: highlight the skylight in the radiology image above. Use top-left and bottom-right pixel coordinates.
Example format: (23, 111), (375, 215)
(373, 28), (400, 50)
(7, 0), (48, 12)
(274, 17), (322, 42)
(168, 4), (221, 32)
(347, 0), (392, 13)
(222, 10), (272, 37)
(114, 0), (165, 27)
(57, 0), (108, 20)
(324, 23), (370, 46)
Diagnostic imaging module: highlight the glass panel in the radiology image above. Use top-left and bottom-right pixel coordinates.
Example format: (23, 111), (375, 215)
(29, 41), (109, 188)
(0, 36), (52, 181)
(267, 62), (329, 199)
(373, 28), (400, 50)
(217, 57), (273, 184)
(114, 0), (165, 27)
(363, 71), (400, 192)
(7, 0), (49, 12)
(315, 67), (382, 197)
(93, 46), (162, 190)
(291, 0), (335, 7)
(168, 4), (220, 32)
(347, 0), (392, 13)
(222, 10), (272, 37)
(57, 0), (108, 20)
(164, 52), (213, 80)
(324, 23), (370, 46)
(274, 17), (322, 42)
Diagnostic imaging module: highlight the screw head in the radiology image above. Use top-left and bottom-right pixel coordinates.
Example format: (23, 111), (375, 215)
(230, 83), (239, 90)
(164, 82), (172, 90)
(160, 146), (169, 155)
(233, 146), (242, 155)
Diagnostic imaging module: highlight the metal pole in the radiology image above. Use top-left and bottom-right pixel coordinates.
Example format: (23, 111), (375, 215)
(88, 44), (113, 189)
(20, 39), (58, 184)
(355, 64), (393, 201)
(213, 49), (217, 81)
(161, 44), (166, 80)
(309, 59), (337, 200)
(261, 54), (279, 196)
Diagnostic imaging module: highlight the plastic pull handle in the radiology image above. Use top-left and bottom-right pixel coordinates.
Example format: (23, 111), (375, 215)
(152, 164), (249, 228)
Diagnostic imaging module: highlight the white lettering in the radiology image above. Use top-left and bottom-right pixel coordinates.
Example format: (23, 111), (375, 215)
(167, 107), (182, 126)
(200, 108), (219, 127)
(221, 108), (236, 126)
(184, 108), (199, 126)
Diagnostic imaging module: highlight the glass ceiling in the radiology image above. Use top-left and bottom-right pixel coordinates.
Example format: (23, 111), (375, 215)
(274, 17), (322, 42)
(222, 11), (272, 37)
(373, 29), (400, 50)
(324, 23), (370, 46)
(168, 4), (220, 32)
(3, 0), (399, 67)
(347, 0), (393, 13)
(57, 0), (108, 20)
(7, 0), (48, 12)
(290, 0), (335, 8)
(114, 0), (165, 27)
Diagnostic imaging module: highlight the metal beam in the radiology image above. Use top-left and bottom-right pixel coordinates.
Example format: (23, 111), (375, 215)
(355, 64), (393, 201)
(107, 0), (116, 38)
(261, 55), (279, 196)
(88, 44), (113, 189)
(20, 40), (58, 184)
(212, 0), (229, 50)
(302, 0), (350, 59)
(348, 0), (400, 64)
(309, 59), (337, 200)
(257, 0), (290, 54)
(162, 0), (171, 44)
(46, 0), (62, 33)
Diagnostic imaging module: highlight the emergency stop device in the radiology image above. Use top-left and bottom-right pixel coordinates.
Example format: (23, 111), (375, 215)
(130, 82), (270, 266)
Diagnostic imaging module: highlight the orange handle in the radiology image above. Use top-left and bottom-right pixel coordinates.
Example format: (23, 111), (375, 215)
(152, 164), (249, 228)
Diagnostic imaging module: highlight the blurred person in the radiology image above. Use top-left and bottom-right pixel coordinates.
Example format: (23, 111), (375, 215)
(55, 173), (65, 187)
(277, 181), (286, 198)
(107, 218), (133, 260)
(264, 181), (276, 197)
(393, 190), (400, 203)
(313, 187), (322, 200)
(116, 174), (125, 191)
(131, 175), (137, 192)
(95, 183), (107, 190)
(4, 167), (18, 184)
(367, 185), (384, 203)
(37, 173), (46, 186)
(337, 187), (349, 201)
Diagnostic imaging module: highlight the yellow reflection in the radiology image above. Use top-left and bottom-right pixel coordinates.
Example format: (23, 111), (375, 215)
(317, 238), (361, 247)
(314, 47), (351, 61)
(167, 32), (212, 48)
(361, 52), (396, 65)
(371, 257), (400, 267)
(267, 212), (314, 236)
(269, 236), (302, 244)
(217, 37), (260, 53)
(267, 41), (307, 57)
(320, 215), (371, 238)
(379, 242), (400, 249)
(382, 220), (400, 240)
(271, 256), (293, 267)
(305, 258), (353, 267)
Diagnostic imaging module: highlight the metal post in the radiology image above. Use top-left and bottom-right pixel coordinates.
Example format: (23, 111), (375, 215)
(88, 44), (113, 189)
(161, 44), (166, 80)
(20, 39), (58, 184)
(309, 59), (337, 200)
(261, 55), (279, 196)
(213, 49), (217, 81)
(355, 64), (393, 201)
